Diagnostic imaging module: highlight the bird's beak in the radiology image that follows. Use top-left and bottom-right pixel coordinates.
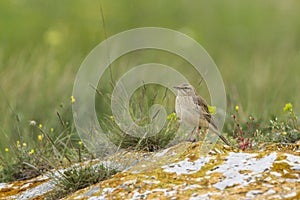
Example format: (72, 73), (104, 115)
(173, 86), (181, 90)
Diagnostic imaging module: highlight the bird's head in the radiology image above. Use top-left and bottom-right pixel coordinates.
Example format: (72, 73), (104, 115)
(173, 83), (196, 96)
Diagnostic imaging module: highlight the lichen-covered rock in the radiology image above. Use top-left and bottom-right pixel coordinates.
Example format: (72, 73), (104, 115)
(0, 142), (299, 199)
(66, 142), (299, 199)
(0, 175), (51, 199)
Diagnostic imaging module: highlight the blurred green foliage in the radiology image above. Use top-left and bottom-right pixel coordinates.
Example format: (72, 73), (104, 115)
(1, 0), (300, 149)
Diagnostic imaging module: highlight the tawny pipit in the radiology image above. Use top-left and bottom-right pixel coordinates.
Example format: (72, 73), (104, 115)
(174, 83), (230, 146)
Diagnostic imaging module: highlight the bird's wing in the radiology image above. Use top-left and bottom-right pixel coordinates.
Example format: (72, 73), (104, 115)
(193, 95), (218, 130)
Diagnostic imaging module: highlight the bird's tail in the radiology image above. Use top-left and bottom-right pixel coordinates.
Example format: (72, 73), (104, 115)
(208, 124), (231, 146)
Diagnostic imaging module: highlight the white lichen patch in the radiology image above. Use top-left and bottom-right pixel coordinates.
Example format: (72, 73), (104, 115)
(162, 156), (213, 175)
(142, 180), (160, 184)
(283, 192), (297, 198)
(154, 148), (170, 157)
(131, 188), (177, 199)
(0, 183), (8, 190)
(190, 192), (221, 200)
(284, 153), (300, 170)
(270, 171), (282, 176)
(11, 180), (55, 199)
(210, 152), (277, 190)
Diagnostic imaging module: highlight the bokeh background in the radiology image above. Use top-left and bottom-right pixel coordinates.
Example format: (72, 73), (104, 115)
(1, 0), (300, 149)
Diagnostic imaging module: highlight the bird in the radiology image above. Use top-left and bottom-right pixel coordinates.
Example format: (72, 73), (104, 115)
(174, 83), (230, 146)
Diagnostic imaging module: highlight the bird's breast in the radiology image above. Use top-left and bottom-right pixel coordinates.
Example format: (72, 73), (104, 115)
(175, 96), (201, 127)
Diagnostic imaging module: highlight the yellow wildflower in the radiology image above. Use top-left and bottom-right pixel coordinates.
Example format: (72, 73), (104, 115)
(29, 149), (35, 155)
(44, 29), (63, 47)
(235, 105), (239, 112)
(38, 134), (43, 141)
(282, 131), (287, 135)
(16, 140), (21, 148)
(78, 141), (83, 146)
(109, 115), (114, 121)
(71, 96), (76, 104)
(23, 143), (27, 147)
(167, 112), (177, 120)
(283, 103), (293, 112)
(62, 157), (68, 166)
(50, 128), (54, 132)
(208, 105), (216, 114)
(4, 148), (9, 152)
(39, 124), (43, 129)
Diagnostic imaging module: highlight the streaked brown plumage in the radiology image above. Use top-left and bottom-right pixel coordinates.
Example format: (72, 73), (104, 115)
(174, 83), (230, 146)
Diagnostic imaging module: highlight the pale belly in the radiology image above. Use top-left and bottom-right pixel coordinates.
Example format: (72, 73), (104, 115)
(175, 96), (202, 128)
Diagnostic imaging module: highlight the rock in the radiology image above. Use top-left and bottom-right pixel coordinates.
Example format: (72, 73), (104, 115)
(0, 142), (299, 199)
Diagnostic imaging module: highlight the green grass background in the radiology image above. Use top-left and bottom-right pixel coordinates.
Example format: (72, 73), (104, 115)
(1, 0), (300, 149)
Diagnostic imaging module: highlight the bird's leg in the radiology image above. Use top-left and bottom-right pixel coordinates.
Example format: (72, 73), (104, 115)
(202, 128), (208, 141)
(189, 126), (197, 142)
(195, 127), (201, 141)
(196, 128), (207, 142)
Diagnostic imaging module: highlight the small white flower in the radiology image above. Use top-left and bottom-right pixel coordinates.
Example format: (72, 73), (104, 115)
(29, 120), (36, 126)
